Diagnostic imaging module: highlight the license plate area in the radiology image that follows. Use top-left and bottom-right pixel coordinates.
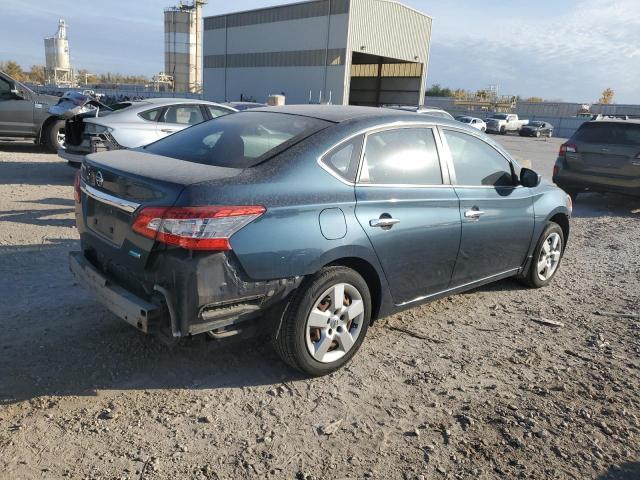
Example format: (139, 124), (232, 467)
(87, 198), (131, 246)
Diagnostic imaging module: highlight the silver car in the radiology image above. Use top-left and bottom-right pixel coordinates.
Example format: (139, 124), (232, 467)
(59, 98), (237, 166)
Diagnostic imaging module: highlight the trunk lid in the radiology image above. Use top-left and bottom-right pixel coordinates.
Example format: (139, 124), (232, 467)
(80, 149), (243, 272)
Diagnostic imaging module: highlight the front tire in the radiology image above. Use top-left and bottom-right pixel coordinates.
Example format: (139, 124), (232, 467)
(44, 119), (66, 152)
(272, 266), (371, 376)
(520, 222), (565, 288)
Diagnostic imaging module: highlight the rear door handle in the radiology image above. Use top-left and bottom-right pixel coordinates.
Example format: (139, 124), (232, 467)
(161, 129), (178, 133)
(464, 208), (485, 219)
(370, 217), (400, 228)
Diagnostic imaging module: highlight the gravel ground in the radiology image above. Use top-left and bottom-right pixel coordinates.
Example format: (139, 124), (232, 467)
(0, 137), (639, 480)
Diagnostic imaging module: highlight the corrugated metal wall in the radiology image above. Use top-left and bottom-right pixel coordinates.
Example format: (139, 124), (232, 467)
(346, 0), (431, 105)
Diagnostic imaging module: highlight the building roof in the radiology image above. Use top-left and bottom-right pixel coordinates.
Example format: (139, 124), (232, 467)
(203, 0), (431, 21)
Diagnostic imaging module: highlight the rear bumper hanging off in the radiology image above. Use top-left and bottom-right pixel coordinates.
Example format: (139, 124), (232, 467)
(69, 251), (161, 333)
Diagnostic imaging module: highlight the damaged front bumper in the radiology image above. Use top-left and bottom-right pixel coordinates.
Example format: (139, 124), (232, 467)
(69, 248), (302, 338)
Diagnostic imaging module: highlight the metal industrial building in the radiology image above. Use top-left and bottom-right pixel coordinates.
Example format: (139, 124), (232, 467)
(203, 0), (432, 106)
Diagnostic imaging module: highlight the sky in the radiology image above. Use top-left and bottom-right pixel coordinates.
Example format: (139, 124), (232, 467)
(1, 0), (639, 103)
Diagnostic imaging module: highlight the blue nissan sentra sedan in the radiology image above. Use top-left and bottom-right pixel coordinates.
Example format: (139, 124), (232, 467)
(70, 105), (572, 376)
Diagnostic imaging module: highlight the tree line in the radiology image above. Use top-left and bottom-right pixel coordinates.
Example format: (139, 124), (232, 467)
(0, 60), (149, 86)
(426, 83), (616, 105)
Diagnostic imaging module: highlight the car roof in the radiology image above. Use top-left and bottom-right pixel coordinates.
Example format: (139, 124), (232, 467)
(587, 118), (640, 125)
(245, 105), (470, 134)
(249, 105), (417, 123)
(129, 98), (228, 106)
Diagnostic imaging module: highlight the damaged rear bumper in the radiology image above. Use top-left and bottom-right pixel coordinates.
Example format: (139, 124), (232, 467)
(70, 248), (302, 338)
(69, 251), (160, 333)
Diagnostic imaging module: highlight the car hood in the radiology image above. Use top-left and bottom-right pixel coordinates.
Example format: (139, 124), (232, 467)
(48, 92), (112, 118)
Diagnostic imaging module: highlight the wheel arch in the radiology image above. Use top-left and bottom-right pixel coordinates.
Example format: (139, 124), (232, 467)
(324, 256), (383, 322)
(548, 212), (570, 244)
(38, 115), (60, 144)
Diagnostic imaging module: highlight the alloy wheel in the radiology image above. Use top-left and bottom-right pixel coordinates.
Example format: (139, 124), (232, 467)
(537, 232), (562, 281)
(57, 128), (66, 149)
(305, 282), (365, 364)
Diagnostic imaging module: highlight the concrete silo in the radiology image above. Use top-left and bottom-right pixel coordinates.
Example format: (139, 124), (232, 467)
(44, 19), (74, 86)
(165, 1), (207, 93)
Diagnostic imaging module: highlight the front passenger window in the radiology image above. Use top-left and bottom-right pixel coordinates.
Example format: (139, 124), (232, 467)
(443, 130), (515, 187)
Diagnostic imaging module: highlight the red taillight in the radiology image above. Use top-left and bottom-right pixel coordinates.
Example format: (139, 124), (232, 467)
(132, 205), (266, 251)
(559, 143), (577, 158)
(74, 170), (82, 203)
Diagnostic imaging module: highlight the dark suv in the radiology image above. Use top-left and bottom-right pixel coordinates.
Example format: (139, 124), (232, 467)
(554, 119), (640, 198)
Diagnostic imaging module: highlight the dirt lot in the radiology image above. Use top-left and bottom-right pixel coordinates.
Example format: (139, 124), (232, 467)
(0, 137), (639, 480)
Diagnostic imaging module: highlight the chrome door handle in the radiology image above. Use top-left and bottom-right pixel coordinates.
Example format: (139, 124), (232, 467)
(464, 209), (485, 219)
(370, 217), (400, 228)
(161, 129), (178, 133)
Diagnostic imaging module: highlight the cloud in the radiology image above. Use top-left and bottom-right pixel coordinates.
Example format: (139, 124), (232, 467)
(427, 0), (640, 103)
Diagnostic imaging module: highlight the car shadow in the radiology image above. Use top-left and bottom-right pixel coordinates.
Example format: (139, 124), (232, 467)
(0, 240), (304, 405)
(0, 140), (50, 154)
(572, 192), (639, 219)
(597, 462), (640, 480)
(0, 198), (75, 228)
(0, 158), (75, 187)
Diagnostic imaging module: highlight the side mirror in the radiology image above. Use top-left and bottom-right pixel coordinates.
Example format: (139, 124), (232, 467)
(520, 167), (541, 188)
(10, 88), (25, 100)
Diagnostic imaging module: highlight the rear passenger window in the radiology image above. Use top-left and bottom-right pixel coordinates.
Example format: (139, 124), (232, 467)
(443, 130), (515, 187)
(359, 128), (442, 185)
(322, 136), (363, 182)
(162, 105), (204, 125)
(138, 108), (162, 122)
(207, 105), (233, 118)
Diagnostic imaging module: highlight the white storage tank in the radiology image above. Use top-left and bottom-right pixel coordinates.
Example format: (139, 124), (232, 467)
(44, 19), (74, 86)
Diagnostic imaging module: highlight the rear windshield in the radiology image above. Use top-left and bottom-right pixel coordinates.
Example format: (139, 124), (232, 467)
(573, 122), (640, 146)
(144, 112), (331, 168)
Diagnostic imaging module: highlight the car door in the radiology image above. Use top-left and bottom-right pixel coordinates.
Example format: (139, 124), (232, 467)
(157, 104), (206, 139)
(0, 75), (35, 136)
(354, 126), (462, 305)
(441, 128), (535, 286)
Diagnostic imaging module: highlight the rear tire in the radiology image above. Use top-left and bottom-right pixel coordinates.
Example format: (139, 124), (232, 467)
(500, 126), (507, 135)
(272, 266), (371, 376)
(44, 119), (66, 153)
(519, 222), (565, 289)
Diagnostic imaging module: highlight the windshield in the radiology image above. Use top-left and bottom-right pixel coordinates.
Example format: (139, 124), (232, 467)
(144, 111), (331, 168)
(490, 114), (509, 120)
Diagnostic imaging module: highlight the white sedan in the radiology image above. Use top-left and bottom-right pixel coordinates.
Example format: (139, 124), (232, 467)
(59, 98), (236, 166)
(455, 116), (487, 132)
